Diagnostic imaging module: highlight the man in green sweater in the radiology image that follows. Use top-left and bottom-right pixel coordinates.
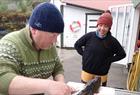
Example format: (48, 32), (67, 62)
(0, 2), (74, 95)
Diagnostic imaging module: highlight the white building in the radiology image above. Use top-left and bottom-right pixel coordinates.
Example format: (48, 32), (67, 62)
(53, 0), (140, 66)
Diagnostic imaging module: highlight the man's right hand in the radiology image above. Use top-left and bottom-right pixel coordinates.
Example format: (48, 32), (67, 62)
(46, 80), (74, 95)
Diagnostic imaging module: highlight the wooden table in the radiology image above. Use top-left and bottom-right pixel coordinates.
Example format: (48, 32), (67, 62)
(67, 81), (140, 95)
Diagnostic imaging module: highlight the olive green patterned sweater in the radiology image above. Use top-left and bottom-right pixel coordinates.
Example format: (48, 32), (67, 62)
(0, 26), (64, 94)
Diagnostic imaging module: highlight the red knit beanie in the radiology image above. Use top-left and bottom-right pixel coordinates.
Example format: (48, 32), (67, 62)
(97, 10), (113, 28)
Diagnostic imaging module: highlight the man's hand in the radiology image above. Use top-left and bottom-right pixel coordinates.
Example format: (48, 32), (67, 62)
(46, 80), (75, 95)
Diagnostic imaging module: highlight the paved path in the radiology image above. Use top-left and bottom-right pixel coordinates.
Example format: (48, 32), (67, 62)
(57, 48), (128, 89)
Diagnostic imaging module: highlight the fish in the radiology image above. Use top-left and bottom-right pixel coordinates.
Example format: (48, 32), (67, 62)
(77, 76), (101, 95)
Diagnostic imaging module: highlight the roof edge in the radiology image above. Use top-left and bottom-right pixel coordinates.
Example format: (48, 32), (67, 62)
(63, 2), (104, 12)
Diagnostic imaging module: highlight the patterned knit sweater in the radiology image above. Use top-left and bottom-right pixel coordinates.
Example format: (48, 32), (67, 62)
(0, 26), (64, 94)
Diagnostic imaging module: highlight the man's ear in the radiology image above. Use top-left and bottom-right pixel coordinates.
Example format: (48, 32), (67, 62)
(30, 27), (36, 35)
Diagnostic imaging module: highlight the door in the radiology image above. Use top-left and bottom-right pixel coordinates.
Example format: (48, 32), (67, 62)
(85, 13), (101, 33)
(109, 4), (136, 65)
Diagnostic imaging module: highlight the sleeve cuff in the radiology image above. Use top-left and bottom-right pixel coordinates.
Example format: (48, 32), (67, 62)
(0, 73), (17, 94)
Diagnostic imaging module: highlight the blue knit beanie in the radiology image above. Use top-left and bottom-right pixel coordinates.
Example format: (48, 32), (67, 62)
(29, 2), (64, 33)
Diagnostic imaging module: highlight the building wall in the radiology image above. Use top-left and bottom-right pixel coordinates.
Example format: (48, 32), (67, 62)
(62, 5), (101, 48)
